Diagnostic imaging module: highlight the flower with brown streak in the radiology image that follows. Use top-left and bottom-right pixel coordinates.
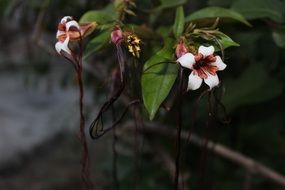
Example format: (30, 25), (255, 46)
(55, 16), (96, 55)
(177, 45), (226, 90)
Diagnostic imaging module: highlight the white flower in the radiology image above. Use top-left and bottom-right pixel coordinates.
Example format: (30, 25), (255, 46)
(60, 16), (72, 24)
(177, 45), (227, 91)
(55, 36), (71, 55)
(55, 16), (96, 55)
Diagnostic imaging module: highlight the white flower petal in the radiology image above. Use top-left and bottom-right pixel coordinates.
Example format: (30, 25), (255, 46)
(177, 53), (195, 69)
(187, 72), (203, 91)
(61, 16), (72, 24)
(66, 20), (80, 31)
(198, 45), (215, 57)
(56, 30), (65, 38)
(55, 41), (63, 54)
(204, 73), (219, 90)
(55, 37), (71, 55)
(62, 37), (71, 54)
(213, 56), (227, 71)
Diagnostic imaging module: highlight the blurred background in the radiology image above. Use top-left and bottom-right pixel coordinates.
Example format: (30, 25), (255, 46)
(0, 0), (285, 190)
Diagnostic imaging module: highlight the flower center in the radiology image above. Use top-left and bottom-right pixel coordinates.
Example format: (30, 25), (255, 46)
(193, 60), (205, 70)
(192, 53), (218, 79)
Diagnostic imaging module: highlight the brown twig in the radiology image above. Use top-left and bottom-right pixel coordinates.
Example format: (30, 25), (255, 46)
(124, 122), (285, 188)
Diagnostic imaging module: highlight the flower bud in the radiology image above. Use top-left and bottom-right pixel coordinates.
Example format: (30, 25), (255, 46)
(111, 27), (123, 44)
(175, 41), (188, 58)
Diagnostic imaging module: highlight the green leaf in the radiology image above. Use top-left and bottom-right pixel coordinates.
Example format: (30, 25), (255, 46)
(231, 0), (284, 23)
(208, 0), (235, 7)
(185, 7), (251, 26)
(173, 6), (185, 38)
(80, 11), (114, 24)
(142, 39), (179, 120)
(158, 0), (187, 9)
(192, 29), (240, 49)
(215, 31), (240, 49)
(79, 5), (117, 25)
(83, 30), (111, 59)
(157, 26), (173, 38)
(272, 30), (285, 48)
(223, 64), (283, 112)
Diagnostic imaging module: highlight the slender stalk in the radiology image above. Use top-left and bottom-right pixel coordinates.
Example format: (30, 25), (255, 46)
(75, 33), (93, 190)
(198, 92), (212, 190)
(133, 105), (140, 190)
(174, 68), (183, 190)
(77, 66), (92, 190)
(116, 44), (125, 83)
(111, 106), (120, 190)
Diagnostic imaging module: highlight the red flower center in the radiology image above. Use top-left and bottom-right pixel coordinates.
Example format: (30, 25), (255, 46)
(192, 53), (218, 79)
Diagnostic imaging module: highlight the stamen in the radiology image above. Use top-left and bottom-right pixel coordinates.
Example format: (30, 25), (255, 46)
(193, 53), (218, 79)
(204, 54), (216, 63)
(195, 53), (203, 62)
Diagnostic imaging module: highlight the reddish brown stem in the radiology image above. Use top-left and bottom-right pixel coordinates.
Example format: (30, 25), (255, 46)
(111, 106), (120, 190)
(77, 66), (93, 190)
(175, 68), (183, 190)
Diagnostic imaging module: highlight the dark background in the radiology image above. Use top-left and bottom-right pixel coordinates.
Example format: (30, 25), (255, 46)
(0, 0), (285, 189)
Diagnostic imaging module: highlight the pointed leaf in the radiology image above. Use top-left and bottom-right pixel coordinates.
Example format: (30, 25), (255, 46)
(173, 6), (185, 38)
(80, 11), (115, 25)
(231, 0), (284, 23)
(272, 31), (285, 48)
(142, 39), (179, 120)
(215, 31), (240, 49)
(83, 30), (111, 59)
(80, 5), (117, 25)
(208, 0), (235, 7)
(185, 7), (251, 26)
(158, 0), (187, 9)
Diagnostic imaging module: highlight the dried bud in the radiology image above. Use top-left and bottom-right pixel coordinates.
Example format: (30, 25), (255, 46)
(175, 41), (188, 58)
(126, 33), (141, 58)
(111, 27), (123, 44)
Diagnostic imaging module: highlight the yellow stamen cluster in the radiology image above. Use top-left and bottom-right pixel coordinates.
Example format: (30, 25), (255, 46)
(126, 34), (141, 58)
